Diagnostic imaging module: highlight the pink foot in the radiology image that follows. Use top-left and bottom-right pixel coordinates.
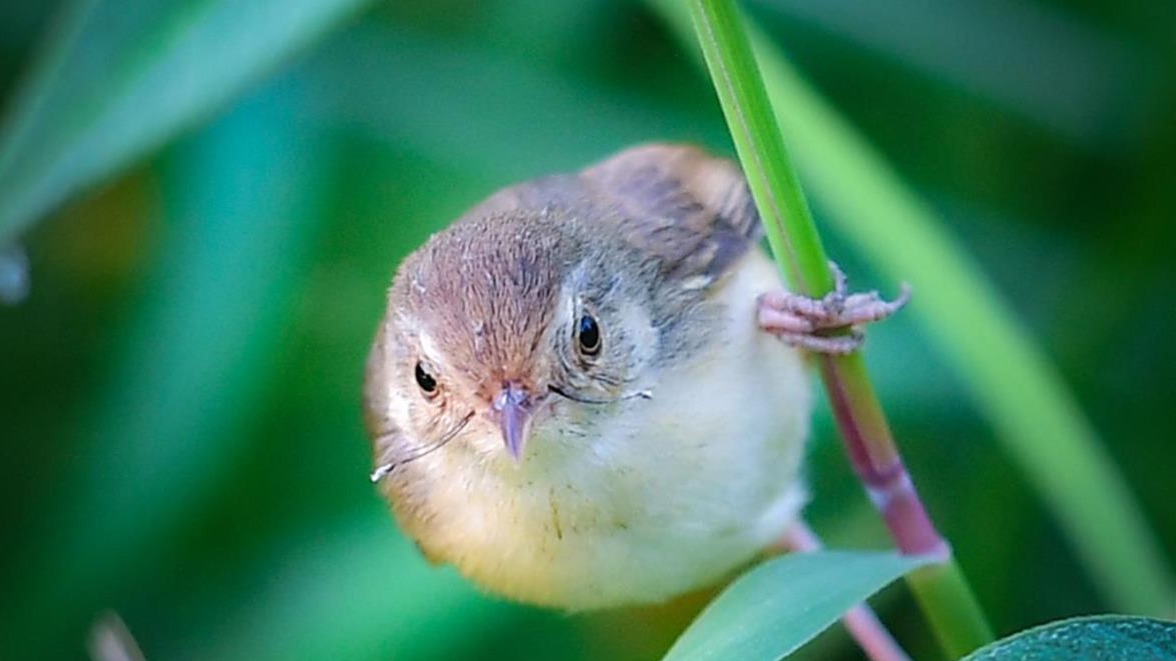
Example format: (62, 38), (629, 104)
(758, 262), (910, 355)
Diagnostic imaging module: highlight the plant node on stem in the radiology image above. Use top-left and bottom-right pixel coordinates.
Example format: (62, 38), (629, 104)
(819, 355), (950, 560)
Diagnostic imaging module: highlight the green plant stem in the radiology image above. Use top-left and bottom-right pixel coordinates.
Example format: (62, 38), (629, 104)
(687, 0), (829, 296)
(907, 562), (998, 660)
(684, 0), (994, 655)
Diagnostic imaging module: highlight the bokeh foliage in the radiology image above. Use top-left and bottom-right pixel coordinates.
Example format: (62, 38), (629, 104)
(0, 1), (1173, 659)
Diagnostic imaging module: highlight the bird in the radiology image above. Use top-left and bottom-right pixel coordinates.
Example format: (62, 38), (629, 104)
(364, 143), (906, 610)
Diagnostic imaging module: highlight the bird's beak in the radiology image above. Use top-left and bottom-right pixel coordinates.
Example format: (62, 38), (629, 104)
(492, 381), (534, 460)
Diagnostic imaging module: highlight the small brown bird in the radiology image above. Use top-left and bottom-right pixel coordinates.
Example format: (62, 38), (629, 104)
(364, 144), (905, 610)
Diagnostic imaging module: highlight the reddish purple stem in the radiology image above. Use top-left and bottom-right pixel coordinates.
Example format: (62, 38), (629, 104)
(819, 357), (950, 560)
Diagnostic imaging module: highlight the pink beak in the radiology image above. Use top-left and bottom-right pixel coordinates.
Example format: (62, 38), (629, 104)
(492, 382), (534, 460)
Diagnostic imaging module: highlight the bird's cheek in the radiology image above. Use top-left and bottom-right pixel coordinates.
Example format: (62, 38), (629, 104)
(532, 403), (594, 454)
(545, 397), (589, 428)
(532, 392), (575, 427)
(463, 417), (511, 458)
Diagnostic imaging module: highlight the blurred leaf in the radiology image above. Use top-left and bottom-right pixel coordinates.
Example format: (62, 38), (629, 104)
(168, 508), (531, 661)
(662, 551), (930, 661)
(647, 0), (1176, 616)
(302, 23), (728, 186)
(747, 0), (1150, 148)
(961, 616), (1176, 660)
(0, 242), (29, 303)
(0, 0), (373, 245)
(0, 78), (330, 657)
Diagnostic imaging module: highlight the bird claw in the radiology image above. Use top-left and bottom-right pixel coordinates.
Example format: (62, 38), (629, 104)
(757, 262), (910, 355)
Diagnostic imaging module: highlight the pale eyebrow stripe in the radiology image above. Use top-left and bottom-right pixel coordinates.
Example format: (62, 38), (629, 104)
(415, 327), (480, 393)
(416, 329), (448, 373)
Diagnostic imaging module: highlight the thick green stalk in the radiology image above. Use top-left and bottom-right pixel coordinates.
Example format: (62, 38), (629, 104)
(683, 0), (993, 655)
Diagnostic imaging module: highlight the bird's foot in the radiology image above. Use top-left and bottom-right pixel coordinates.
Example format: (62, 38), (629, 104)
(757, 262), (910, 355)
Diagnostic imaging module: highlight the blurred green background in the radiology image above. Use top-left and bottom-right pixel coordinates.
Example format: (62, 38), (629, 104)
(0, 0), (1173, 659)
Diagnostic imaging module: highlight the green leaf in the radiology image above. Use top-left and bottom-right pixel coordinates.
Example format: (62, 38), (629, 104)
(962, 616), (1176, 661)
(662, 551), (931, 661)
(0, 0), (374, 245)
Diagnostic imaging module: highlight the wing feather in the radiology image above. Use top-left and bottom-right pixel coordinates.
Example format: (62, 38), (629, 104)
(579, 143), (762, 287)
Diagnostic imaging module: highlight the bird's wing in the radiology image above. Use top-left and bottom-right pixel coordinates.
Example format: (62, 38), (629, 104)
(578, 143), (763, 288)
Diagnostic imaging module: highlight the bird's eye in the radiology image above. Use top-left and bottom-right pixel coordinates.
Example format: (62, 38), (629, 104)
(414, 361), (438, 396)
(576, 314), (601, 356)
